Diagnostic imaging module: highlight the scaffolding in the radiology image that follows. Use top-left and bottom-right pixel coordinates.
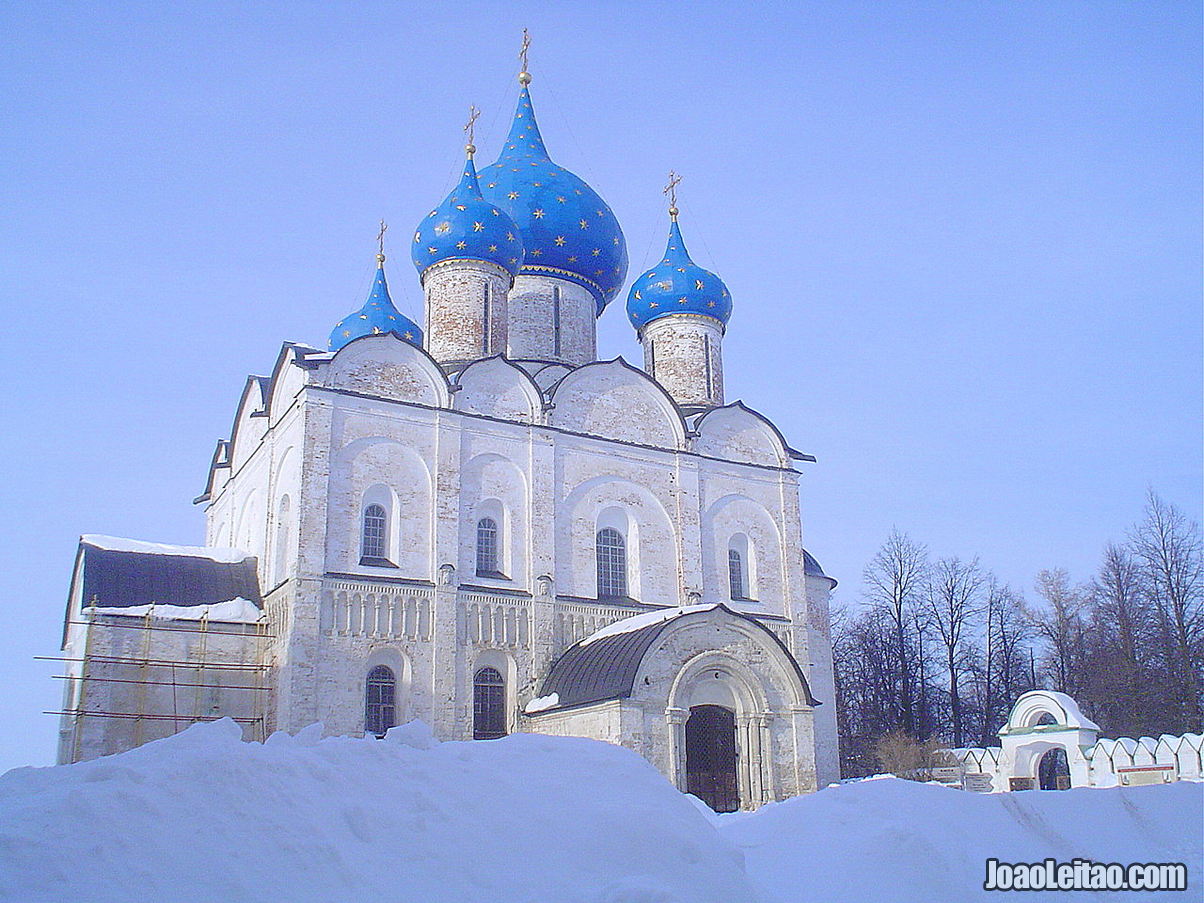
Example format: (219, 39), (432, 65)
(42, 605), (274, 763)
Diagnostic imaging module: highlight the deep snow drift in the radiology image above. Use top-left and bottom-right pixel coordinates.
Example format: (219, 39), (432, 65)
(1, 722), (1199, 903)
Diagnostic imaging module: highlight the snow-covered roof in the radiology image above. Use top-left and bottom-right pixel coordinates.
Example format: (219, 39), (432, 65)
(93, 598), (265, 624)
(72, 535), (262, 616)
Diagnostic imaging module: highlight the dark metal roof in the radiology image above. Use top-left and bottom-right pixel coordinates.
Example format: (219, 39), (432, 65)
(536, 604), (817, 712)
(76, 540), (262, 610)
(802, 549), (826, 577)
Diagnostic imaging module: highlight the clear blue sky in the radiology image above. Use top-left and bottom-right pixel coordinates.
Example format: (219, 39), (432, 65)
(1, 2), (1199, 773)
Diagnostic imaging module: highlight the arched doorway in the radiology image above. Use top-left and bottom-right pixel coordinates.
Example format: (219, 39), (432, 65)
(1038, 747), (1070, 790)
(685, 705), (739, 812)
(473, 667), (507, 740)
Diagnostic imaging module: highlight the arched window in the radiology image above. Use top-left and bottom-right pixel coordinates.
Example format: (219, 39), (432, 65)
(473, 667), (506, 739)
(476, 517), (500, 576)
(596, 527), (627, 599)
(361, 504), (388, 563)
(364, 665), (396, 737)
(728, 548), (746, 600)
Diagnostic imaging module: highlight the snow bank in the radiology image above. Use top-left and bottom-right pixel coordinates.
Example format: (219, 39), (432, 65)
(718, 777), (1203, 903)
(0, 720), (754, 903)
(578, 604), (716, 646)
(2, 727), (1199, 903)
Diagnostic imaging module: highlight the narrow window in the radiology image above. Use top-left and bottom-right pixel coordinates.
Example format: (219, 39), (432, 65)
(649, 339), (656, 378)
(473, 667), (507, 739)
(728, 549), (746, 600)
(552, 284), (562, 356)
(596, 527), (627, 599)
(483, 282), (492, 354)
(703, 334), (713, 398)
(361, 504), (388, 562)
(476, 517), (501, 576)
(365, 665), (396, 737)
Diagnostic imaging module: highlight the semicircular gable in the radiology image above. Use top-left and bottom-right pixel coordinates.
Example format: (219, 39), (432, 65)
(702, 493), (785, 609)
(453, 356), (542, 424)
(324, 334), (450, 408)
(229, 376), (270, 472)
(693, 403), (788, 467)
(549, 359), (685, 449)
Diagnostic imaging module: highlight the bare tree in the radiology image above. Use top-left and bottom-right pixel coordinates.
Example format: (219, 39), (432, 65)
(1130, 492), (1204, 730)
(925, 556), (986, 748)
(1031, 568), (1086, 695)
(975, 579), (1032, 745)
(863, 529), (929, 735)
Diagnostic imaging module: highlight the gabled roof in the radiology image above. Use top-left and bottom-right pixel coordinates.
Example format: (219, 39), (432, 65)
(72, 535), (262, 611)
(534, 603), (816, 712)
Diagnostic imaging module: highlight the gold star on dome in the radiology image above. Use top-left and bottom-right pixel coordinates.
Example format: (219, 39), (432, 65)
(613, 237), (619, 245)
(556, 196), (566, 203)
(662, 259), (670, 265)
(455, 204), (467, 211)
(707, 301), (716, 308)
(359, 314), (368, 319)
(414, 232), (421, 242)
(435, 222), (451, 235)
(531, 248), (542, 256)
(554, 235), (566, 245)
(403, 331), (414, 339)
(574, 189), (582, 195)
(657, 281), (671, 290)
(456, 240), (467, 249)
(591, 248), (600, 256)
(488, 244), (498, 252)
(695, 280), (704, 290)
(579, 219), (589, 229)
(488, 182), (496, 188)
(509, 257), (518, 264)
(506, 232), (515, 241)
(428, 246), (438, 253)
(678, 297), (688, 304)
(567, 255), (577, 263)
(634, 290), (641, 300)
(533, 181), (542, 187)
(507, 191), (520, 199)
(533, 208), (545, 218)
(649, 302), (659, 309)
(387, 315), (395, 320)
(342, 329), (351, 337)
(429, 210), (437, 218)
(473, 222), (484, 231)
(594, 269), (603, 275)
(676, 267), (686, 273)
(372, 326), (382, 334)
(596, 210), (605, 217)
(491, 209), (500, 216)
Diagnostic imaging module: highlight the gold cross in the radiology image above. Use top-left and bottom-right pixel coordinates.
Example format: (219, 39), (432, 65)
(464, 104), (480, 154)
(376, 220), (388, 261)
(663, 170), (682, 218)
(519, 28), (531, 72)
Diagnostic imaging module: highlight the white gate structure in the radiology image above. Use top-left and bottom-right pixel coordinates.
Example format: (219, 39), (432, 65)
(953, 690), (1203, 791)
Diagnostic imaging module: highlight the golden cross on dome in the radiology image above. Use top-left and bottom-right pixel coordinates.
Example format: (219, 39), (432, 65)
(663, 171), (682, 219)
(518, 28), (532, 84)
(376, 220), (388, 262)
(464, 105), (481, 155)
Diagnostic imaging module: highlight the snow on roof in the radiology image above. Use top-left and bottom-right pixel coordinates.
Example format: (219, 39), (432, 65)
(92, 598), (265, 624)
(578, 604), (717, 647)
(523, 692), (560, 714)
(81, 534), (253, 564)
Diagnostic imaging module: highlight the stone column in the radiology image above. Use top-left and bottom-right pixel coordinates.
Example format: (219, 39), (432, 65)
(665, 706), (688, 791)
(423, 260), (511, 366)
(736, 713), (754, 808)
(640, 314), (724, 407)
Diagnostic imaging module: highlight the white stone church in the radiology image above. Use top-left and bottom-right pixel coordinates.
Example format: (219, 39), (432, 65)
(55, 64), (839, 811)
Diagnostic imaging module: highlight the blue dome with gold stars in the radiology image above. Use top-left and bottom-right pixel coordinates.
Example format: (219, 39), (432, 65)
(411, 155), (525, 279)
(478, 83), (628, 312)
(329, 258), (423, 351)
(626, 217), (732, 331)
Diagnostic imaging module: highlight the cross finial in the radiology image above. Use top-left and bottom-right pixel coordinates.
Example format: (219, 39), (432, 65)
(663, 170), (682, 219)
(376, 220), (388, 264)
(464, 104), (480, 156)
(518, 28), (532, 84)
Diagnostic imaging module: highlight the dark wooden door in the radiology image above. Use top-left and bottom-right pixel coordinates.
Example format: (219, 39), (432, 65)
(1038, 747), (1070, 790)
(685, 705), (739, 812)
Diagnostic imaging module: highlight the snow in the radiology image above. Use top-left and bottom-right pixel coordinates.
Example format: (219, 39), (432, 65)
(578, 604), (717, 646)
(82, 534), (252, 564)
(523, 692), (560, 713)
(1038, 690), (1101, 731)
(92, 598), (264, 623)
(1, 724), (1199, 903)
(0, 720), (754, 903)
(717, 777), (1202, 903)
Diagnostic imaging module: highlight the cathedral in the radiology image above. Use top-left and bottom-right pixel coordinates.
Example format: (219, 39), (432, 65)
(55, 55), (839, 811)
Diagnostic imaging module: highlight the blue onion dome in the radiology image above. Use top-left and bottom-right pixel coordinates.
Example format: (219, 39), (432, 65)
(477, 80), (628, 313)
(411, 152), (525, 280)
(329, 254), (423, 351)
(626, 213), (732, 331)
